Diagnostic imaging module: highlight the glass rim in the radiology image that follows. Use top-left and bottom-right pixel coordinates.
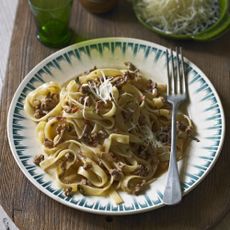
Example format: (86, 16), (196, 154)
(28, 0), (73, 11)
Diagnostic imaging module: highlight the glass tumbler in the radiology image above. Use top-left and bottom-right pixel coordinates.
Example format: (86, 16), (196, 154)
(28, 0), (73, 48)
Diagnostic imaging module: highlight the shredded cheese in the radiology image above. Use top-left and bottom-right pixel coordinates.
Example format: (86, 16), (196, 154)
(88, 71), (113, 103)
(135, 0), (219, 35)
(82, 96), (89, 119)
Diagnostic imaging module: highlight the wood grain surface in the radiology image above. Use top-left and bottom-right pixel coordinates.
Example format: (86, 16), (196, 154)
(0, 0), (18, 96)
(1, 0), (230, 229)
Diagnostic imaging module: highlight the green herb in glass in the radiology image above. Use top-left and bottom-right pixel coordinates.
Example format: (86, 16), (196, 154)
(28, 0), (73, 48)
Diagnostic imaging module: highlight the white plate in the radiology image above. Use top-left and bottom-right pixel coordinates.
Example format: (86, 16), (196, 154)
(7, 38), (225, 215)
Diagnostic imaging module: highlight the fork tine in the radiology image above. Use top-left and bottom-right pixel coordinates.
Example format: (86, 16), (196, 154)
(166, 50), (171, 95)
(176, 47), (181, 94)
(170, 49), (177, 94)
(180, 47), (186, 95)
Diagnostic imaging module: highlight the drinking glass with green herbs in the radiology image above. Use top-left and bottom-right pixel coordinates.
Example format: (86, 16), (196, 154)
(28, 0), (73, 48)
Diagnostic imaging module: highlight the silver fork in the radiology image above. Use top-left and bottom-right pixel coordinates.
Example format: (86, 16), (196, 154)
(163, 47), (187, 205)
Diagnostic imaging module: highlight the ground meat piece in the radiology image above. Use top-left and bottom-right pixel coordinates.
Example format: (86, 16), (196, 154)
(157, 133), (170, 143)
(95, 100), (104, 113)
(146, 80), (157, 93)
(110, 169), (122, 181)
(152, 122), (159, 132)
(90, 139), (99, 147)
(138, 116), (146, 126)
(186, 127), (199, 142)
(60, 159), (67, 171)
(124, 62), (138, 72)
(97, 130), (108, 139)
(44, 138), (54, 148)
(56, 116), (65, 121)
(64, 103), (79, 113)
(101, 152), (118, 162)
(114, 79), (123, 88)
(130, 143), (139, 152)
(65, 152), (74, 161)
(66, 124), (73, 132)
(89, 66), (97, 72)
(133, 180), (146, 195)
(52, 93), (59, 101)
(70, 106), (79, 113)
(78, 96), (85, 105)
(33, 93), (59, 118)
(81, 126), (106, 147)
(56, 122), (72, 134)
(189, 135), (200, 142)
(80, 84), (91, 94)
(110, 76), (120, 83)
(177, 121), (187, 132)
(160, 126), (171, 133)
(83, 162), (92, 170)
(109, 152), (119, 161)
(177, 122), (196, 141)
(65, 123), (73, 132)
(156, 126), (171, 143)
(33, 154), (44, 166)
(64, 102), (72, 113)
(113, 77), (127, 88)
(147, 79), (153, 88)
(41, 93), (59, 111)
(121, 109), (133, 120)
(124, 71), (136, 80)
(139, 151), (149, 160)
(34, 109), (46, 119)
(138, 150), (149, 160)
(135, 165), (149, 177)
(64, 187), (73, 196)
(136, 145), (148, 159)
(89, 132), (99, 146)
(56, 123), (65, 134)
(81, 122), (98, 146)
(85, 97), (92, 107)
(109, 75), (126, 88)
(79, 96), (91, 107)
(82, 123), (92, 137)
(133, 186), (141, 195)
(81, 134), (94, 145)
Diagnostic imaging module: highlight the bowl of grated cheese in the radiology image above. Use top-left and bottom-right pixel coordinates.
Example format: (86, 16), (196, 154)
(133, 0), (230, 41)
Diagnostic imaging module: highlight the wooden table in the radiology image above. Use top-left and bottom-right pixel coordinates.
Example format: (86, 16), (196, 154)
(0, 0), (18, 95)
(1, 0), (230, 229)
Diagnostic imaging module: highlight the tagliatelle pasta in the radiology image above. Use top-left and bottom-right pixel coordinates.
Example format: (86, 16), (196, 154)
(24, 62), (194, 204)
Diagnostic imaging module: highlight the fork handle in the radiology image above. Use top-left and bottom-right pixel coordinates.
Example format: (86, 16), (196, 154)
(163, 103), (182, 205)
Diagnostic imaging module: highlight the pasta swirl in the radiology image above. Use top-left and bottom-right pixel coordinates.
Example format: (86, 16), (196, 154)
(25, 63), (194, 204)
